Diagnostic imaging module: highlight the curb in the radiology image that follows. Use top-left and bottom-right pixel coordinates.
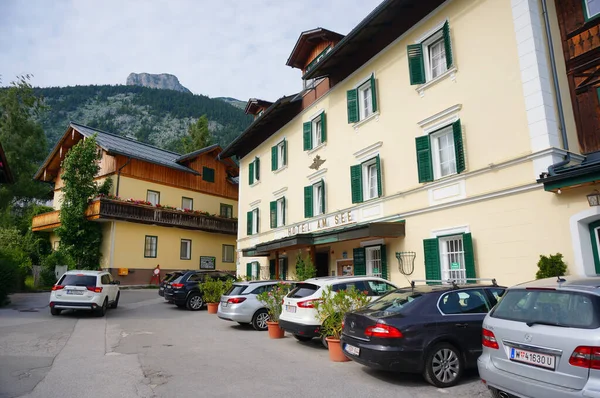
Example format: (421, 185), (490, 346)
(119, 285), (160, 290)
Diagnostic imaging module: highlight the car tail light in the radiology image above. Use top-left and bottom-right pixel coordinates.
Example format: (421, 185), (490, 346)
(87, 286), (103, 293)
(51, 285), (64, 291)
(227, 297), (247, 304)
(297, 299), (320, 308)
(570, 346), (600, 369)
(171, 283), (184, 289)
(482, 328), (499, 349)
(364, 323), (403, 338)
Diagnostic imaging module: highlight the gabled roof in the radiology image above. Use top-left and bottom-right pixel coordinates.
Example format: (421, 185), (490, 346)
(175, 144), (221, 163)
(245, 98), (274, 115)
(286, 28), (345, 70)
(0, 141), (14, 184)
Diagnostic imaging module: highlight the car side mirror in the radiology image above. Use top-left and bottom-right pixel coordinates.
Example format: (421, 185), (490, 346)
(113, 281), (121, 285)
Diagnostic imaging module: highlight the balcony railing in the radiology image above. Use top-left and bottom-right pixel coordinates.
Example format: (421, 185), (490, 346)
(32, 199), (238, 235)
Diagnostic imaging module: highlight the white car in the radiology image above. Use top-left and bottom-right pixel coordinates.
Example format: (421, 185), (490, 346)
(49, 270), (120, 317)
(279, 276), (398, 346)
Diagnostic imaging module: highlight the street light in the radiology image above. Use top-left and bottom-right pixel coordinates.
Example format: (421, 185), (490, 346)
(587, 190), (600, 206)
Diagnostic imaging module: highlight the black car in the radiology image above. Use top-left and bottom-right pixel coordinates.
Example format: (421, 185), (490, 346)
(340, 281), (505, 388)
(159, 271), (186, 298)
(163, 270), (235, 311)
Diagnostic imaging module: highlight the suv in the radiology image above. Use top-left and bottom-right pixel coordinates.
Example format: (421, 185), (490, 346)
(159, 271), (185, 299)
(164, 270), (235, 311)
(279, 276), (398, 346)
(341, 279), (505, 388)
(478, 276), (600, 398)
(49, 270), (121, 317)
(218, 280), (296, 331)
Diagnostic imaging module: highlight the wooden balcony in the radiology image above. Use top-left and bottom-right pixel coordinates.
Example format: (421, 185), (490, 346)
(32, 199), (238, 235)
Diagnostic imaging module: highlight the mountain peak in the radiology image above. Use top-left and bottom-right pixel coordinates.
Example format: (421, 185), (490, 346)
(126, 73), (191, 94)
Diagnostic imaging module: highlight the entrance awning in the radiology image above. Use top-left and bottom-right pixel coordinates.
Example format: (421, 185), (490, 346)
(242, 221), (405, 257)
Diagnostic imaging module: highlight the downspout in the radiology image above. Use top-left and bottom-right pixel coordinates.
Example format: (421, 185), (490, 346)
(541, 0), (571, 176)
(115, 157), (131, 197)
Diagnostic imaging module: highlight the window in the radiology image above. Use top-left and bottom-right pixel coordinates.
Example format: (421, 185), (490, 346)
(304, 180), (325, 218)
(246, 208), (260, 235)
(367, 280), (398, 296)
(439, 289), (490, 315)
(144, 235), (158, 258)
(222, 244), (234, 263)
(584, 0), (600, 20)
(303, 112), (327, 151)
(288, 283), (319, 298)
(364, 290), (425, 314)
(101, 275), (110, 285)
(415, 120), (465, 183)
(271, 140), (287, 171)
(257, 109), (264, 117)
(220, 203), (233, 218)
(333, 281), (369, 293)
(408, 21), (453, 85)
(202, 167), (215, 183)
(270, 197), (286, 228)
(248, 157), (260, 185)
(146, 190), (160, 206)
(182, 197), (193, 211)
(350, 156), (382, 203)
(246, 262), (259, 280)
(352, 245), (388, 279)
(423, 233), (475, 284)
(180, 239), (191, 260)
(346, 74), (378, 124)
(366, 246), (382, 278)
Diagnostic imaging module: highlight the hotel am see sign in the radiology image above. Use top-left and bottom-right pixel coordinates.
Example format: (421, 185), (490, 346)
(286, 210), (357, 237)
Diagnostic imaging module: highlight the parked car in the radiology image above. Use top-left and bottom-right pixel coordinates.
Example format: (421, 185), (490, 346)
(340, 279), (505, 388)
(217, 280), (296, 331)
(159, 271), (185, 299)
(478, 276), (600, 398)
(163, 270), (235, 311)
(49, 270), (121, 317)
(279, 276), (398, 346)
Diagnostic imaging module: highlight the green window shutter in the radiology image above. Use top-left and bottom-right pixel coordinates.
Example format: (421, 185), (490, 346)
(370, 73), (378, 113)
(255, 209), (259, 233)
(304, 185), (313, 218)
(269, 259), (276, 279)
(303, 122), (312, 151)
(270, 201), (277, 228)
(452, 120), (465, 173)
(423, 238), (441, 285)
(350, 165), (363, 204)
(271, 145), (278, 171)
(246, 263), (252, 279)
(347, 89), (359, 123)
(281, 258), (288, 280)
(407, 44), (426, 85)
(255, 157), (260, 180)
(320, 112), (327, 143)
(353, 248), (366, 276)
(415, 136), (433, 183)
(281, 197), (286, 225)
(463, 233), (476, 282)
(442, 21), (453, 69)
(246, 211), (253, 235)
(249, 161), (254, 185)
(320, 179), (326, 214)
(380, 245), (388, 280)
(375, 155), (382, 197)
(283, 139), (287, 166)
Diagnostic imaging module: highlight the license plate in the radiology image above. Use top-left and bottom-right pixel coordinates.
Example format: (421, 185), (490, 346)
(345, 344), (360, 356)
(66, 290), (84, 295)
(510, 347), (555, 370)
(285, 305), (296, 313)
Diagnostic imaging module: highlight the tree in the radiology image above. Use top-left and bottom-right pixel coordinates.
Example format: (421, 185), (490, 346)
(0, 75), (50, 213)
(56, 134), (110, 269)
(181, 115), (213, 153)
(295, 254), (316, 281)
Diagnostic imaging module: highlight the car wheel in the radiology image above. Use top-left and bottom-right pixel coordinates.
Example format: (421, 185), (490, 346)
(252, 309), (269, 331)
(50, 308), (61, 316)
(110, 292), (120, 309)
(423, 343), (463, 388)
(186, 293), (204, 311)
(96, 298), (108, 317)
(293, 335), (312, 342)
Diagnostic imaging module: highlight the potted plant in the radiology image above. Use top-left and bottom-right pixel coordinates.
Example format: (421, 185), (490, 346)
(256, 282), (292, 338)
(314, 285), (370, 362)
(200, 276), (232, 314)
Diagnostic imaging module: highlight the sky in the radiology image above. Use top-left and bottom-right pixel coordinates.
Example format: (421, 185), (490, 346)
(0, 0), (383, 101)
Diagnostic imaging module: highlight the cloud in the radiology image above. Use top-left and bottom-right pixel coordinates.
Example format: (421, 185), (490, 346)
(0, 0), (383, 101)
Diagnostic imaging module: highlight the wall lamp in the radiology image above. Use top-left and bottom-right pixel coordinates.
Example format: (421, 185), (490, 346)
(587, 190), (600, 207)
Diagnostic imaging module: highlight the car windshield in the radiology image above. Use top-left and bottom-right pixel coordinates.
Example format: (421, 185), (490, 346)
(288, 283), (319, 298)
(491, 289), (600, 329)
(364, 289), (425, 315)
(225, 284), (248, 296)
(59, 275), (97, 287)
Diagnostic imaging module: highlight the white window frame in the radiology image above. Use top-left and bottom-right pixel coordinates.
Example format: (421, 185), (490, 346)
(362, 158), (378, 201)
(252, 159), (260, 183)
(276, 197), (285, 228)
(430, 125), (457, 180)
(181, 197), (193, 211)
(251, 208), (259, 235)
(358, 81), (373, 121)
(422, 29), (447, 83)
(585, 0), (600, 19)
(312, 117), (323, 147)
(251, 262), (259, 280)
(365, 246), (382, 278)
(313, 182), (324, 216)
(276, 141), (285, 170)
(147, 190), (160, 206)
(438, 234), (466, 283)
(180, 239), (191, 260)
(222, 244), (234, 263)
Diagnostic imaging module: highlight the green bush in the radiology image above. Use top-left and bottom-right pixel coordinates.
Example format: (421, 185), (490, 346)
(199, 276), (232, 303)
(0, 248), (20, 306)
(40, 250), (75, 286)
(536, 253), (568, 279)
(295, 254), (316, 281)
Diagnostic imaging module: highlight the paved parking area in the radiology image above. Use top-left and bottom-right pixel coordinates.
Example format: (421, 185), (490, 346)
(0, 290), (489, 398)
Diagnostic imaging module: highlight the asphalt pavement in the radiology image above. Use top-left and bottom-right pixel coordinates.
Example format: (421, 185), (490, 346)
(0, 290), (489, 398)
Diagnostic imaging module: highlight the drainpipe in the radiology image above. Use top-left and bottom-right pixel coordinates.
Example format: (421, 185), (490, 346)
(541, 0), (571, 176)
(115, 157), (131, 197)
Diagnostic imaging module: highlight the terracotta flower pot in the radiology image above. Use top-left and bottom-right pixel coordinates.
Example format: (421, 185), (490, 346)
(325, 337), (350, 362)
(206, 302), (219, 314)
(266, 321), (285, 339)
